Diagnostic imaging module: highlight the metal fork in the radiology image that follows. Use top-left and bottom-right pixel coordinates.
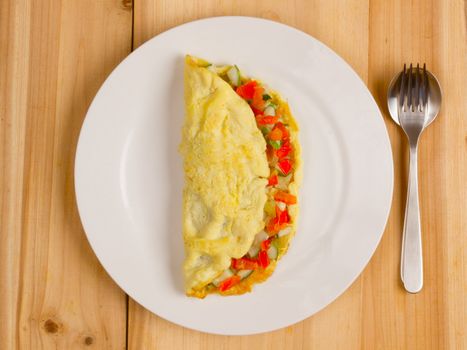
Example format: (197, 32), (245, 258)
(397, 64), (429, 293)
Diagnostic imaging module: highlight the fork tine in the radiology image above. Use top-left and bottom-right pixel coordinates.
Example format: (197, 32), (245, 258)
(399, 64), (407, 111)
(407, 64), (413, 111)
(422, 63), (429, 111)
(414, 63), (420, 111)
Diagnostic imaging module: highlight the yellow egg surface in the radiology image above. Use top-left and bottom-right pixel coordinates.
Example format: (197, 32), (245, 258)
(180, 56), (269, 296)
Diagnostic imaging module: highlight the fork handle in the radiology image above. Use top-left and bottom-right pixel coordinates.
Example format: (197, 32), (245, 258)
(401, 144), (423, 293)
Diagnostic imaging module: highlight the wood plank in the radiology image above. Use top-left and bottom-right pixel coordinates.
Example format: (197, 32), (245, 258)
(0, 0), (132, 348)
(129, 1), (370, 349)
(366, 0), (466, 349)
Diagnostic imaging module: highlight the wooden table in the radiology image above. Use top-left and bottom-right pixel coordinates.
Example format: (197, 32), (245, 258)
(1, 0), (466, 349)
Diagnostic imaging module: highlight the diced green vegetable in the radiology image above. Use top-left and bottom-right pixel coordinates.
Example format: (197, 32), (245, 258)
(269, 140), (282, 150)
(263, 94), (272, 101)
(264, 200), (276, 217)
(261, 126), (272, 136)
(265, 101), (278, 109)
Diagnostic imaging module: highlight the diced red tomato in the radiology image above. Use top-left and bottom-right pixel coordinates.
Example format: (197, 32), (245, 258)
(277, 159), (292, 175)
(260, 239), (271, 251)
(268, 174), (278, 186)
(276, 205), (290, 225)
(258, 250), (270, 269)
(251, 107), (263, 116)
(276, 140), (291, 159)
(256, 115), (279, 125)
(231, 258), (258, 270)
(236, 81), (257, 100)
(218, 275), (241, 292)
(268, 127), (283, 141)
(251, 85), (265, 110)
(274, 190), (297, 205)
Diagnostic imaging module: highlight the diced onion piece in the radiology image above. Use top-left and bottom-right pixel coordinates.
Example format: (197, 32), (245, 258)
(254, 230), (269, 245)
(264, 105), (276, 116)
(277, 173), (293, 190)
(212, 268), (234, 287)
(248, 245), (260, 258)
(276, 201), (286, 211)
(278, 226), (293, 237)
(267, 245), (278, 260)
(237, 269), (253, 280)
(227, 65), (241, 86)
(248, 230), (269, 257)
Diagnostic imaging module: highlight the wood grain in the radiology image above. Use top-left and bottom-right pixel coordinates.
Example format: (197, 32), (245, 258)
(0, 0), (132, 348)
(366, 1), (466, 348)
(129, 0), (466, 349)
(2, 0), (465, 349)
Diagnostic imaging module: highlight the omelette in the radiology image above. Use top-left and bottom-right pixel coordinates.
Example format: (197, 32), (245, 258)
(180, 55), (301, 298)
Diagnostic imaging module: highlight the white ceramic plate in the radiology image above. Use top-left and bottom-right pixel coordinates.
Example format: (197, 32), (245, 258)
(75, 17), (393, 335)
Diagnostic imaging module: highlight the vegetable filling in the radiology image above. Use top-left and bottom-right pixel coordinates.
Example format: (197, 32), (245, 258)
(209, 66), (297, 292)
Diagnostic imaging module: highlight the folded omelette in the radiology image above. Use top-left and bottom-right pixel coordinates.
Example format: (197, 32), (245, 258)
(180, 55), (301, 298)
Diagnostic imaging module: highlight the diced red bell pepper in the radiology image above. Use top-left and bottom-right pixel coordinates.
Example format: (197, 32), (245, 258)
(251, 106), (263, 116)
(218, 275), (241, 292)
(236, 81), (257, 100)
(257, 115), (279, 125)
(276, 140), (292, 159)
(276, 205), (290, 225)
(268, 174), (278, 186)
(258, 250), (270, 269)
(231, 258), (259, 270)
(260, 239), (271, 251)
(277, 159), (292, 175)
(274, 190), (297, 205)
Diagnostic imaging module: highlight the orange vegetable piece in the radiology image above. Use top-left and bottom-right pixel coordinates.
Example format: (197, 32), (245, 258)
(257, 115), (279, 125)
(251, 85), (265, 110)
(232, 258), (258, 270)
(268, 127), (283, 141)
(274, 190), (297, 205)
